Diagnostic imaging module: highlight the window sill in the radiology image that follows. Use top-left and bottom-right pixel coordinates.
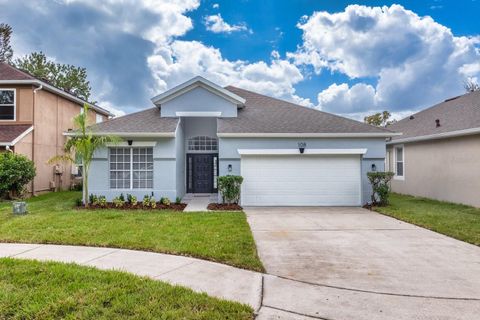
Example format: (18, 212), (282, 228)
(393, 176), (405, 181)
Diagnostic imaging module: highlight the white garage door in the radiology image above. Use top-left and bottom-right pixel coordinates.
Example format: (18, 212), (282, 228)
(241, 155), (362, 206)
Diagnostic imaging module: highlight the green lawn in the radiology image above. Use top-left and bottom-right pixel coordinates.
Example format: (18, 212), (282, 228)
(0, 192), (264, 272)
(0, 258), (253, 319)
(374, 193), (480, 246)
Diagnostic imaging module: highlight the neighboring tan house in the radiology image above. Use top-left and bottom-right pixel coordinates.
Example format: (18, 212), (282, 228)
(84, 76), (398, 206)
(0, 62), (113, 194)
(386, 90), (480, 207)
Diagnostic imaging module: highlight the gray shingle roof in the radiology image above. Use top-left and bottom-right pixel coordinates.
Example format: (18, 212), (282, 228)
(0, 124), (32, 143)
(89, 107), (178, 134)
(218, 86), (394, 134)
(388, 90), (480, 141)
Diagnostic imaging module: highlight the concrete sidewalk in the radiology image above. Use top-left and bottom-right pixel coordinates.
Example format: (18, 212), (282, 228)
(1, 243), (480, 319)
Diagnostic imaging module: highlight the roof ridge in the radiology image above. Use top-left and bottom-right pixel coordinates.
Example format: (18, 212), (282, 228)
(225, 85), (395, 134)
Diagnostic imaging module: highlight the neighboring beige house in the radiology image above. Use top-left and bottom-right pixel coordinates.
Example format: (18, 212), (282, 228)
(386, 90), (480, 207)
(0, 62), (113, 194)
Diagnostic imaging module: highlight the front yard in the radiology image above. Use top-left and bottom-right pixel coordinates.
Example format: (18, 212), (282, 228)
(0, 258), (252, 319)
(374, 193), (480, 246)
(0, 192), (264, 272)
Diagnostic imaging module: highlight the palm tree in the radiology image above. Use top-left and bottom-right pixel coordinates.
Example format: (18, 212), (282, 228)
(49, 104), (118, 207)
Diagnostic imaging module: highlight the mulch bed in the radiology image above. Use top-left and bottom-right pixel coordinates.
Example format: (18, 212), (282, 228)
(77, 203), (187, 211)
(207, 203), (243, 211)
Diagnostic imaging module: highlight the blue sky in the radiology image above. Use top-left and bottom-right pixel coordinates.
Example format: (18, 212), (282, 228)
(1, 0), (479, 119)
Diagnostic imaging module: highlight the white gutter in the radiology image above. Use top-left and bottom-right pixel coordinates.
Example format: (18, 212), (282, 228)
(238, 148), (367, 155)
(0, 125), (34, 146)
(218, 132), (401, 138)
(0, 80), (113, 117)
(387, 127), (480, 145)
(63, 131), (176, 138)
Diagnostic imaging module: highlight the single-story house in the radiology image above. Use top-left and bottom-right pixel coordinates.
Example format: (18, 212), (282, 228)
(386, 90), (480, 207)
(84, 76), (398, 206)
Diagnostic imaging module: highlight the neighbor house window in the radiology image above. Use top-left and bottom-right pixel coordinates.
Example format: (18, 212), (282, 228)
(96, 113), (103, 123)
(0, 89), (15, 120)
(187, 136), (218, 151)
(395, 146), (404, 178)
(110, 147), (153, 189)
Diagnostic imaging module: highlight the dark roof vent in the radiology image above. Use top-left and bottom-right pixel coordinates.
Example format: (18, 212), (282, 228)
(409, 115), (415, 120)
(435, 119), (441, 127)
(444, 95), (461, 102)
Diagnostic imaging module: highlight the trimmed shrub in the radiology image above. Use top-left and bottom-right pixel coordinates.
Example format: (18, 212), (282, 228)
(367, 172), (394, 206)
(217, 175), (243, 204)
(160, 197), (171, 206)
(0, 152), (36, 199)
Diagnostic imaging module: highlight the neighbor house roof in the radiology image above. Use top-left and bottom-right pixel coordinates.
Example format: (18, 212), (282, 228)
(0, 124), (33, 146)
(66, 107), (179, 137)
(217, 86), (397, 137)
(387, 90), (480, 144)
(0, 62), (113, 117)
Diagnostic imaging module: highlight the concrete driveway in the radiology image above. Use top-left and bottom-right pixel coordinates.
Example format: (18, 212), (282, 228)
(246, 207), (480, 319)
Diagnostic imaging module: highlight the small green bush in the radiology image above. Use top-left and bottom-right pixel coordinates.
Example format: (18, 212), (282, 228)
(175, 197), (181, 205)
(112, 197), (124, 208)
(142, 195), (151, 207)
(150, 197), (157, 209)
(217, 175), (243, 204)
(119, 193), (125, 202)
(98, 196), (107, 208)
(75, 198), (83, 207)
(130, 195), (138, 206)
(367, 171), (394, 206)
(88, 194), (98, 205)
(160, 197), (171, 206)
(0, 152), (36, 199)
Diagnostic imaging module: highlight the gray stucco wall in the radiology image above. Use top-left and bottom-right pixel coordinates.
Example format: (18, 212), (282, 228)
(219, 137), (387, 205)
(387, 134), (480, 207)
(88, 138), (178, 201)
(161, 86), (237, 117)
(175, 119), (186, 199)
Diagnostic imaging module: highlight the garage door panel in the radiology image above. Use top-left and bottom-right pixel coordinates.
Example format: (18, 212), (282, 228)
(241, 155), (361, 206)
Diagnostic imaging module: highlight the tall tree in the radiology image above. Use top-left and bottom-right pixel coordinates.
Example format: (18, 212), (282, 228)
(464, 79), (480, 93)
(48, 104), (118, 206)
(15, 51), (92, 101)
(0, 23), (13, 63)
(364, 111), (394, 127)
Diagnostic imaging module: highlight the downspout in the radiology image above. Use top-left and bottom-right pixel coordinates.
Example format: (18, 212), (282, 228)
(32, 84), (43, 196)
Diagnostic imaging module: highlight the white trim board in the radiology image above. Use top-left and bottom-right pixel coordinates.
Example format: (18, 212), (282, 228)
(219, 132), (401, 138)
(176, 111), (222, 117)
(0, 125), (33, 146)
(106, 141), (157, 147)
(64, 132), (176, 138)
(237, 148), (367, 155)
(387, 127), (480, 144)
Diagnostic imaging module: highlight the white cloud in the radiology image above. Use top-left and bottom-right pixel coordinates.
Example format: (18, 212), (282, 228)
(294, 4), (480, 113)
(204, 14), (251, 34)
(147, 42), (308, 105)
(212, 3), (219, 9)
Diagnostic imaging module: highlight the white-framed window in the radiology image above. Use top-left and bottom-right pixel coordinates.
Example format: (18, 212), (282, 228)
(394, 145), (404, 179)
(109, 147), (153, 189)
(187, 136), (218, 152)
(96, 113), (103, 123)
(0, 88), (15, 120)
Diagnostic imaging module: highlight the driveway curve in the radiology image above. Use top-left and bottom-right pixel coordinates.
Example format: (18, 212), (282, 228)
(246, 207), (480, 319)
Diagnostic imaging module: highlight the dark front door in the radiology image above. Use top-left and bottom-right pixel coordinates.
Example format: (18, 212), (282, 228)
(187, 154), (217, 193)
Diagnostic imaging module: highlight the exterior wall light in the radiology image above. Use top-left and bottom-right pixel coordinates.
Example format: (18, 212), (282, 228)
(298, 142), (307, 154)
(228, 164), (232, 172)
(127, 140), (133, 146)
(371, 163), (377, 172)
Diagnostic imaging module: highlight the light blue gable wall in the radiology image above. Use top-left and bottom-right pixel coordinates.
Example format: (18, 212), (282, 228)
(88, 138), (178, 201)
(160, 86), (238, 117)
(184, 117), (217, 139)
(218, 137), (386, 205)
